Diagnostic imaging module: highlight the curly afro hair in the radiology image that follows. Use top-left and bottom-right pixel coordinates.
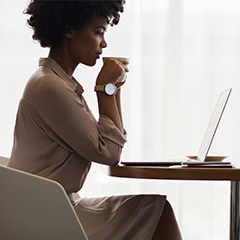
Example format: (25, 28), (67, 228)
(24, 0), (126, 48)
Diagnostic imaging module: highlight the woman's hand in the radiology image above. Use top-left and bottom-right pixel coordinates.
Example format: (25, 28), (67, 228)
(96, 58), (129, 86)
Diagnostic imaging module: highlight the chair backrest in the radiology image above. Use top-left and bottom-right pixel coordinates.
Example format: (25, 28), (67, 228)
(0, 165), (88, 240)
(0, 155), (9, 166)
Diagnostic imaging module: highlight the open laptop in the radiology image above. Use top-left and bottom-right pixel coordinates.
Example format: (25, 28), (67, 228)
(121, 88), (232, 167)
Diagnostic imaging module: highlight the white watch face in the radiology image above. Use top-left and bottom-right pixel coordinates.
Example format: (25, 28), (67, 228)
(105, 83), (116, 95)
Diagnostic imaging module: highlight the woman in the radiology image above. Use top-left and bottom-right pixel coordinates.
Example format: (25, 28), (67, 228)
(8, 1), (182, 239)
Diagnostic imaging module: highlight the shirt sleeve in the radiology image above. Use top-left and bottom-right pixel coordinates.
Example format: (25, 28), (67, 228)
(29, 75), (127, 166)
(98, 115), (127, 148)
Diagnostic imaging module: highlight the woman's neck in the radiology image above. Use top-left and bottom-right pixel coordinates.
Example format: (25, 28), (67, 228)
(48, 46), (78, 77)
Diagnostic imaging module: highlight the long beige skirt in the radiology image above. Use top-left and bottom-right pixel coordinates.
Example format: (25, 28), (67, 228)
(73, 194), (166, 240)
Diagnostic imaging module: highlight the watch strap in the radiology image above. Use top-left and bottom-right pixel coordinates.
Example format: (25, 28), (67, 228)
(94, 85), (105, 92)
(94, 83), (117, 95)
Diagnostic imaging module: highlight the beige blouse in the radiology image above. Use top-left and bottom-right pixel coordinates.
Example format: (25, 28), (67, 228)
(8, 58), (127, 194)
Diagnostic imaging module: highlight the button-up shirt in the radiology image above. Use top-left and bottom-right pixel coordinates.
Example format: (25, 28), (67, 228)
(8, 58), (127, 194)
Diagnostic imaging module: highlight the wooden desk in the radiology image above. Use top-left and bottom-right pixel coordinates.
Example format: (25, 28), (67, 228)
(109, 165), (240, 240)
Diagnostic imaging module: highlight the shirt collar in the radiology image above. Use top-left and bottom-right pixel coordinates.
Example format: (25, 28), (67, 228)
(39, 57), (84, 95)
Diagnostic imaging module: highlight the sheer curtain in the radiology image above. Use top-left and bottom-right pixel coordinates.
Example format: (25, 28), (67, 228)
(1, 0), (240, 239)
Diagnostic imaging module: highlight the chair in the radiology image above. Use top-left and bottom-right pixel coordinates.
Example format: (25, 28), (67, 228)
(0, 155), (81, 200)
(0, 155), (9, 166)
(0, 165), (88, 240)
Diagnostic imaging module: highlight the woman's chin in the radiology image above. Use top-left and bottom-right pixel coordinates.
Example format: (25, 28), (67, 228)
(82, 60), (97, 67)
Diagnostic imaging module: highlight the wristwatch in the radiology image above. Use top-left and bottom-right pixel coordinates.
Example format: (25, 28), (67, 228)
(94, 83), (117, 96)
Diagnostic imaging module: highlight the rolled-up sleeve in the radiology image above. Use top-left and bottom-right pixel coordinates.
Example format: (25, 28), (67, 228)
(98, 115), (127, 148)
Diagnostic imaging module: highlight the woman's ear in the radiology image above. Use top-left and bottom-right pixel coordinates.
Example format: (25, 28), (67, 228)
(65, 27), (73, 39)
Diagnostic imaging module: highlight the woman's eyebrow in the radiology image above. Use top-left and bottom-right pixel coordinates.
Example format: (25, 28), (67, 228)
(95, 26), (107, 31)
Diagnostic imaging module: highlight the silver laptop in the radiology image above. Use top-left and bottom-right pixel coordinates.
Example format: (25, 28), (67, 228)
(121, 88), (232, 167)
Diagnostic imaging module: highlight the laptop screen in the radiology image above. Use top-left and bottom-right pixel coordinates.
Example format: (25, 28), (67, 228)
(196, 88), (232, 162)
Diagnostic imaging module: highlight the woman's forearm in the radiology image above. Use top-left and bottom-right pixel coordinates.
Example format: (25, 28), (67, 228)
(115, 88), (124, 130)
(96, 91), (123, 132)
(95, 58), (127, 133)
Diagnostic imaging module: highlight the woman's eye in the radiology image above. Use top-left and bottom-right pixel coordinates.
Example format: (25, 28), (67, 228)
(96, 31), (104, 36)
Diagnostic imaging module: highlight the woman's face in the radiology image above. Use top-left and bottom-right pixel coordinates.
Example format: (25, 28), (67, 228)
(68, 15), (108, 67)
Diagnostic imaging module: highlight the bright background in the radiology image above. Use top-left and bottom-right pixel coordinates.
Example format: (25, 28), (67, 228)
(1, 0), (240, 239)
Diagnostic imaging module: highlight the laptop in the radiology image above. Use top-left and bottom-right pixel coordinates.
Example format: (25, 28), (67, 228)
(121, 88), (232, 167)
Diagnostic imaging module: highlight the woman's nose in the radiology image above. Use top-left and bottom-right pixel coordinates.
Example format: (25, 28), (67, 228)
(101, 37), (107, 48)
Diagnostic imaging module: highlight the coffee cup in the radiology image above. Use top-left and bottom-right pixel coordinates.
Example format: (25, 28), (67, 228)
(102, 57), (129, 83)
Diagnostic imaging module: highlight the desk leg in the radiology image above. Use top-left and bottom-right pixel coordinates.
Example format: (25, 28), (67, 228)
(230, 181), (240, 240)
